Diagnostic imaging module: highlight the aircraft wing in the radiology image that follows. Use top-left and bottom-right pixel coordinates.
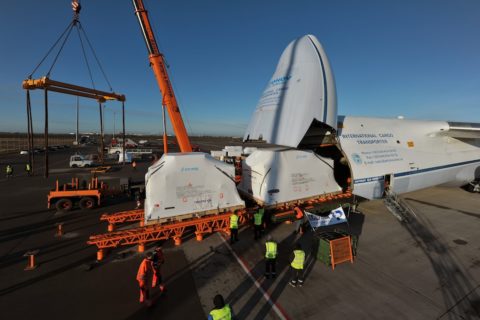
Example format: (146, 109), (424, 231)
(440, 122), (480, 139)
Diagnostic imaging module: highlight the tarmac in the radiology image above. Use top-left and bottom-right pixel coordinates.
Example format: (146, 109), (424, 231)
(0, 140), (479, 319)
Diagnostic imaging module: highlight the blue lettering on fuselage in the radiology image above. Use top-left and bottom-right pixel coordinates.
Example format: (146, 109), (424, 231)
(270, 75), (291, 85)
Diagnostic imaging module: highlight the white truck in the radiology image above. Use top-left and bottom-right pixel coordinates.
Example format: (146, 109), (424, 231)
(118, 152), (133, 164)
(69, 155), (95, 168)
(108, 146), (153, 156)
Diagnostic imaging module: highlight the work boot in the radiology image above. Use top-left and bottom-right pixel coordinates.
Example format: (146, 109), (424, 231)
(288, 282), (297, 288)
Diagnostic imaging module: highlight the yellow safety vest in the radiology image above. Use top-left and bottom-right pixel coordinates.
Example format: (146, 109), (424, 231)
(253, 212), (263, 226)
(291, 250), (305, 270)
(209, 304), (232, 320)
(230, 214), (239, 229)
(265, 241), (277, 259)
(6, 166), (12, 174)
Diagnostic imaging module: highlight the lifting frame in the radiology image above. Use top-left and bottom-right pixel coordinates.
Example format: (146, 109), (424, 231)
(88, 190), (353, 260)
(22, 77), (126, 177)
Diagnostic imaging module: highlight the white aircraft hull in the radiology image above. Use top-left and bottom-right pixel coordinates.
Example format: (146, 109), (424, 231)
(339, 116), (480, 199)
(244, 35), (480, 201)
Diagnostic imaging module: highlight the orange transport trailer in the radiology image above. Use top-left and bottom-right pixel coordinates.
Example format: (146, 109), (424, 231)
(48, 177), (104, 212)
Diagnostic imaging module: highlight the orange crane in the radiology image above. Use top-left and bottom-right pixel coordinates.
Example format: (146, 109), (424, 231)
(132, 0), (192, 153)
(86, 2), (356, 261)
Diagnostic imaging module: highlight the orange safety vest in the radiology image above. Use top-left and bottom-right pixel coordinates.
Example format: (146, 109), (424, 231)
(294, 207), (303, 219)
(136, 258), (154, 284)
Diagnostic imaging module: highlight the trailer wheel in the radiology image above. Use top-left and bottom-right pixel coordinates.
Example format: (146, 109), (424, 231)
(79, 197), (95, 210)
(56, 198), (73, 212)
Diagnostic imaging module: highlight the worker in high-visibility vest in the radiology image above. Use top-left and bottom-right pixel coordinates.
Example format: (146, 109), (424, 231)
(253, 208), (264, 240)
(25, 163), (31, 176)
(229, 211), (239, 244)
(208, 294), (233, 320)
(135, 191), (142, 209)
(289, 243), (306, 287)
(265, 235), (277, 279)
(5, 165), (13, 179)
(136, 252), (155, 306)
(293, 207), (304, 234)
(152, 246), (166, 292)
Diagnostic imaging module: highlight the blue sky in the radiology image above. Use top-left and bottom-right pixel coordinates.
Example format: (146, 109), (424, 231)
(1, 0), (479, 136)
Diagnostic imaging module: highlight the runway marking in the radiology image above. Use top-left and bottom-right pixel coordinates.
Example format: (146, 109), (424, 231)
(218, 233), (291, 320)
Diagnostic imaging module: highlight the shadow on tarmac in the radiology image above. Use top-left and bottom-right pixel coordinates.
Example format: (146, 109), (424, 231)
(402, 199), (480, 319)
(0, 238), (77, 269)
(405, 198), (480, 220)
(214, 210), (366, 320)
(0, 208), (52, 222)
(0, 213), (91, 244)
(0, 255), (94, 297)
(124, 249), (207, 320)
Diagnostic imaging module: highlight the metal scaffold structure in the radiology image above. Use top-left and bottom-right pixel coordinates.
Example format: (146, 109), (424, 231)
(101, 209), (146, 232)
(88, 189), (353, 260)
(22, 1), (126, 177)
(88, 210), (252, 260)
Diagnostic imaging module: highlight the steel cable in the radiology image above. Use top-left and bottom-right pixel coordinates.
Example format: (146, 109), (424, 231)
(28, 20), (75, 78)
(46, 22), (76, 78)
(75, 23), (96, 91)
(78, 22), (114, 92)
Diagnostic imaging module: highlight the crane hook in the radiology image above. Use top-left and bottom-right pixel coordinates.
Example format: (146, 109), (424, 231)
(72, 1), (82, 20)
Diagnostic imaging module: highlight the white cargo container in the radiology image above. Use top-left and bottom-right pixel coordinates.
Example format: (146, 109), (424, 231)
(224, 146), (243, 152)
(210, 150), (224, 159)
(243, 147), (258, 155)
(144, 153), (245, 223)
(226, 150), (242, 158)
(238, 148), (342, 207)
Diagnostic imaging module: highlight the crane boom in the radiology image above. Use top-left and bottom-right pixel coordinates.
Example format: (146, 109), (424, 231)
(132, 0), (192, 153)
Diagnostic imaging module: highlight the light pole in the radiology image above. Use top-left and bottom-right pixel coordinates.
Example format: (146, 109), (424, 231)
(75, 97), (79, 145)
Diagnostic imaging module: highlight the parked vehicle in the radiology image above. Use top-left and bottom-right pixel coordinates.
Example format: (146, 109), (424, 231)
(69, 154), (95, 168)
(118, 152), (133, 163)
(48, 176), (145, 212)
(108, 146), (152, 156)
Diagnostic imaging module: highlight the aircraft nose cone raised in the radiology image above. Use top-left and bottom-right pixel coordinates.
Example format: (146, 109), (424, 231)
(244, 34), (337, 148)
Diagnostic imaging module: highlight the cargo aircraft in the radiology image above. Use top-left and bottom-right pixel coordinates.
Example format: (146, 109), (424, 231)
(243, 35), (480, 201)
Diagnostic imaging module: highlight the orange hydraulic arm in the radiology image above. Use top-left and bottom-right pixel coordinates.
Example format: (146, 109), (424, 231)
(132, 0), (192, 153)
